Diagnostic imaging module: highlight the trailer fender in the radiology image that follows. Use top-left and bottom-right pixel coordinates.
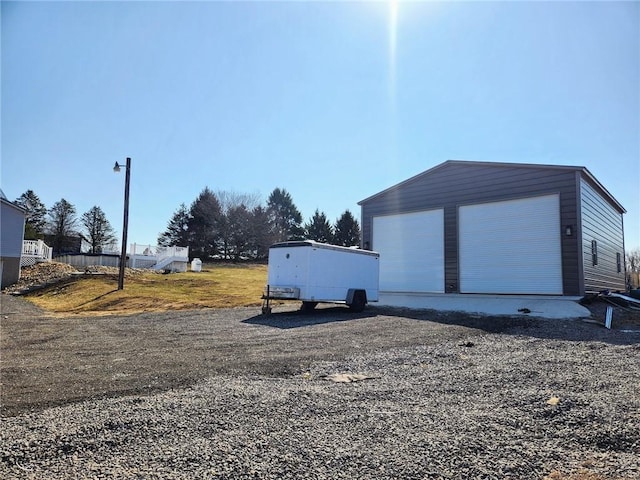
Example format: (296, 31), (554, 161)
(347, 289), (367, 312)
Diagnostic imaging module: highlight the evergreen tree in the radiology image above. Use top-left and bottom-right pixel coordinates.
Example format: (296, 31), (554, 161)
(226, 204), (253, 261)
(215, 189), (262, 259)
(250, 205), (276, 260)
(333, 210), (361, 247)
(216, 212), (231, 260)
(14, 190), (47, 239)
(266, 188), (304, 242)
(304, 209), (334, 243)
(188, 187), (222, 260)
(47, 198), (79, 254)
(158, 203), (191, 247)
(81, 206), (117, 253)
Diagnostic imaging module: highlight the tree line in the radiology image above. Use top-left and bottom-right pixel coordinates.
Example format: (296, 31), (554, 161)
(157, 187), (361, 261)
(14, 190), (118, 255)
(12, 187), (361, 261)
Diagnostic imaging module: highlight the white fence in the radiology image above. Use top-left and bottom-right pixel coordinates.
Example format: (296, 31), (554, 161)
(54, 254), (121, 268)
(129, 244), (189, 272)
(21, 240), (53, 267)
(47, 244), (190, 272)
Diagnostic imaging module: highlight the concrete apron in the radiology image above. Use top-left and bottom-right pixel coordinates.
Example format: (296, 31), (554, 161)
(376, 292), (591, 319)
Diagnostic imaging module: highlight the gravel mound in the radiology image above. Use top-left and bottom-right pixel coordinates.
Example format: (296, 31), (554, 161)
(3, 262), (157, 295)
(5, 261), (79, 293)
(2, 331), (638, 479)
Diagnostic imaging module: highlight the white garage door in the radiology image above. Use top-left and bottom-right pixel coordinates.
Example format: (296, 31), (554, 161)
(373, 209), (444, 293)
(459, 194), (563, 294)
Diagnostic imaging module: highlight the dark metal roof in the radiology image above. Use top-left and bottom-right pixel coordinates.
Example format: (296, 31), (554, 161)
(358, 159), (626, 213)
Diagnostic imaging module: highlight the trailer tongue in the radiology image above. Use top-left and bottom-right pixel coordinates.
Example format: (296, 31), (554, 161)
(261, 241), (380, 314)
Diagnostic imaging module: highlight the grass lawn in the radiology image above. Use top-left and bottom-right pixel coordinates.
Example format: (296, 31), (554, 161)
(26, 264), (268, 316)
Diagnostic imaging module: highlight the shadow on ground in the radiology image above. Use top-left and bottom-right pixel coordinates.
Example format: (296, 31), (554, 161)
(244, 303), (640, 346)
(243, 305), (373, 328)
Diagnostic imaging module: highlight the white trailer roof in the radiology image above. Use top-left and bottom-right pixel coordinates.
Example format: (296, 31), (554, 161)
(270, 241), (379, 257)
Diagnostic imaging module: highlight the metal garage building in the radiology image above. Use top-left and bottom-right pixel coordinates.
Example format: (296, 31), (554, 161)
(359, 160), (626, 297)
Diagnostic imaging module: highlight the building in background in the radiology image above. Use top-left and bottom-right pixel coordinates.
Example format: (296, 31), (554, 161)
(1, 189), (26, 289)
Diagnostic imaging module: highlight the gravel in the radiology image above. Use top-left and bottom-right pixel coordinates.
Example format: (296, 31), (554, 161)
(2, 314), (639, 479)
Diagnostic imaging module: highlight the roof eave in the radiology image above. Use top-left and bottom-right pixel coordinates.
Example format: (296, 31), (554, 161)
(358, 160), (626, 214)
(579, 166), (626, 213)
(0, 197), (27, 214)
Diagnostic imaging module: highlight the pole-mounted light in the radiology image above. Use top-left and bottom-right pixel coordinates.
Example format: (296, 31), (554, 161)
(113, 158), (131, 290)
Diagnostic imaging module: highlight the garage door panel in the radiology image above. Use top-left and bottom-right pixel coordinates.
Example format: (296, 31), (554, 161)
(373, 210), (444, 293)
(459, 194), (563, 294)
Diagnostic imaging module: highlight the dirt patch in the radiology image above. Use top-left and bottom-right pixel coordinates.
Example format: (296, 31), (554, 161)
(2, 262), (157, 295)
(579, 295), (640, 328)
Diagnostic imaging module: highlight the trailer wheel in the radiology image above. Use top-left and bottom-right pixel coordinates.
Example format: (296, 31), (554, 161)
(349, 291), (367, 313)
(300, 301), (318, 312)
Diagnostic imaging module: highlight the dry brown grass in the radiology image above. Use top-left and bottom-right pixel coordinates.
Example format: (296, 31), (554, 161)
(25, 263), (268, 316)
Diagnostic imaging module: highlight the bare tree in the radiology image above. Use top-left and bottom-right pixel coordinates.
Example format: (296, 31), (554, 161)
(215, 190), (261, 214)
(215, 190), (262, 259)
(81, 206), (117, 253)
(47, 198), (79, 254)
(626, 248), (640, 289)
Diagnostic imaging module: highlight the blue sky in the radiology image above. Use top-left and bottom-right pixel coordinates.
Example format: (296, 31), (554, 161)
(2, 1), (638, 250)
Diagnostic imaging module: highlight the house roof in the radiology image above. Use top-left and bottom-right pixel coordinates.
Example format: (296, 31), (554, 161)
(0, 190), (27, 214)
(358, 160), (626, 213)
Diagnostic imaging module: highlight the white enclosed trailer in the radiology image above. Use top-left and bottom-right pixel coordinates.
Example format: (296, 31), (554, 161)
(262, 241), (379, 314)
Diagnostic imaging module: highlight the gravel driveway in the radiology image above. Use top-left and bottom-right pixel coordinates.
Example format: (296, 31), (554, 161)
(1, 294), (639, 479)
